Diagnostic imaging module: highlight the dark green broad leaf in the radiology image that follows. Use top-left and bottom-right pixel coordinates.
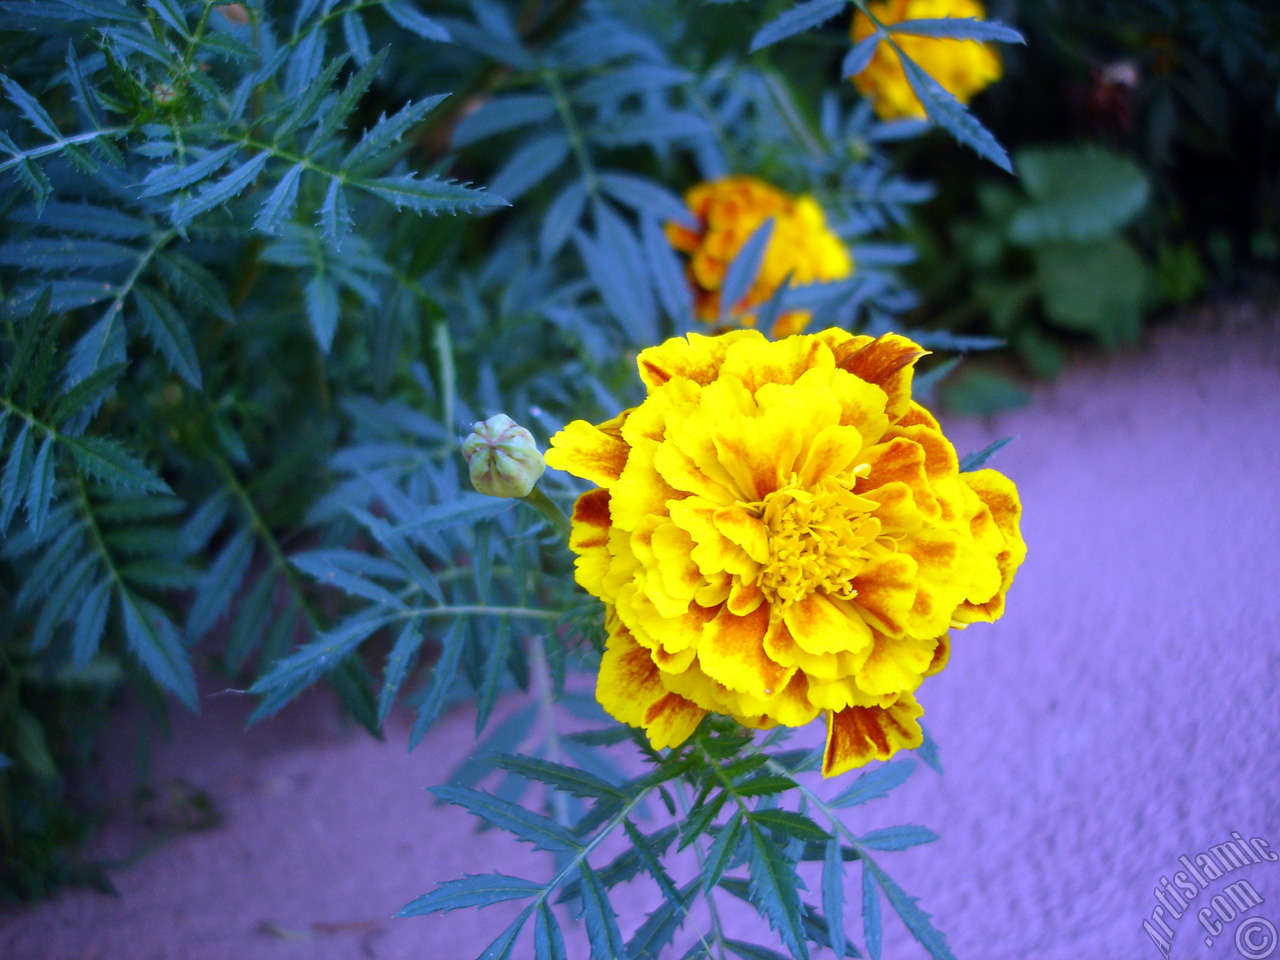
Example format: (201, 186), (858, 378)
(431, 784), (581, 853)
(1008, 145), (1149, 245)
(397, 873), (542, 916)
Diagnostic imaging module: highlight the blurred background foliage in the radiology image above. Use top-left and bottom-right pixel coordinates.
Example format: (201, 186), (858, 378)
(907, 0), (1280, 383)
(0, 0), (1272, 942)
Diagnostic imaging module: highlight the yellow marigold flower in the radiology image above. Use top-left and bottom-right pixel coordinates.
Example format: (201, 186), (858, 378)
(665, 176), (853, 339)
(851, 0), (1003, 121)
(545, 329), (1025, 777)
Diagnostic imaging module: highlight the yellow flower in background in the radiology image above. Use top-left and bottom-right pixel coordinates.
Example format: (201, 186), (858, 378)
(546, 329), (1025, 777)
(852, 0), (1003, 120)
(665, 177), (853, 339)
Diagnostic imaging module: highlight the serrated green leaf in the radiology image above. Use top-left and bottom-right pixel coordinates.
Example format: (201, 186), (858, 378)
(627, 881), (697, 959)
(701, 812), (743, 894)
(396, 872), (542, 916)
(720, 218), (773, 323)
(172, 151), (269, 224)
(377, 617), (426, 723)
(858, 825), (938, 851)
(358, 173), (508, 214)
(863, 859), (954, 960)
(746, 820), (810, 960)
(65, 433), (168, 494)
(750, 0), (848, 52)
(829, 760), (915, 808)
(408, 619), (464, 748)
(24, 432), (56, 538)
(120, 590), (197, 709)
(383, 0), (450, 42)
(0, 74), (62, 140)
(48, 362), (124, 428)
(477, 904), (534, 960)
(345, 94), (448, 169)
(249, 611), (399, 721)
(71, 577), (111, 667)
(888, 17), (1024, 43)
(750, 808), (830, 843)
(534, 900), (568, 960)
(898, 55), (1010, 172)
(959, 437), (1013, 472)
(491, 755), (624, 801)
(254, 163), (304, 235)
(431, 784), (581, 853)
(132, 286), (202, 387)
(725, 940), (790, 960)
(823, 838), (846, 960)
(578, 862), (627, 960)
(2, 420), (34, 532)
(187, 527), (252, 640)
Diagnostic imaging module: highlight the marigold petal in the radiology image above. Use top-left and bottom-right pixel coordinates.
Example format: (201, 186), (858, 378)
(712, 506), (771, 564)
(713, 406), (801, 501)
(784, 592), (874, 657)
(924, 632), (950, 677)
(637, 330), (761, 390)
(609, 438), (684, 533)
(822, 693), (924, 777)
(568, 488), (612, 599)
(855, 627), (935, 697)
(545, 420), (630, 488)
(850, 552), (919, 637)
(762, 615), (843, 681)
(797, 423), (865, 488)
(642, 693), (707, 749)
(832, 333), (928, 423)
(857, 436), (940, 522)
(699, 602), (792, 700)
(719, 333), (834, 393)
(650, 520), (704, 606)
(596, 625), (664, 730)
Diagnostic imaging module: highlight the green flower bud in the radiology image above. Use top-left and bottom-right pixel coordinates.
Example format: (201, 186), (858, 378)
(461, 414), (546, 499)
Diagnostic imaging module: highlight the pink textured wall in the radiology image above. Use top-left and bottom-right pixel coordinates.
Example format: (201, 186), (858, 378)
(1, 308), (1277, 960)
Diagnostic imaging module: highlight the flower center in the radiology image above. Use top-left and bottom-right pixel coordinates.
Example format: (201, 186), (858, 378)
(752, 476), (881, 606)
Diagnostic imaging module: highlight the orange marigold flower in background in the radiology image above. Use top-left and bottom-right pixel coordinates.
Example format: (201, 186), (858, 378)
(665, 176), (853, 339)
(545, 329), (1025, 777)
(851, 0), (1003, 120)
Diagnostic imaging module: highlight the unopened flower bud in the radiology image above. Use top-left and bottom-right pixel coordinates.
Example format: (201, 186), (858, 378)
(461, 414), (545, 499)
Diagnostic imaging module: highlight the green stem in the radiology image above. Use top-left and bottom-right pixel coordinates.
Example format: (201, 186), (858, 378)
(521, 484), (573, 543)
(212, 453), (325, 631)
(543, 67), (600, 196)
